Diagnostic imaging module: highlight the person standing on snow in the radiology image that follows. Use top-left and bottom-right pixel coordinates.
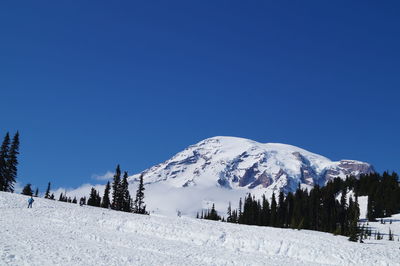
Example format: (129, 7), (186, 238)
(27, 196), (34, 208)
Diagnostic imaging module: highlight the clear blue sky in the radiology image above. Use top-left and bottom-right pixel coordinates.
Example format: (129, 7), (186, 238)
(0, 1), (399, 191)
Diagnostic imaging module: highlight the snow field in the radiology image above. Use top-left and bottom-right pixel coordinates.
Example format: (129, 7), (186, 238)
(1, 192), (400, 266)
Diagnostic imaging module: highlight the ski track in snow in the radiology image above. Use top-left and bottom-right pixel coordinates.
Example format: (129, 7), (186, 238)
(1, 192), (400, 266)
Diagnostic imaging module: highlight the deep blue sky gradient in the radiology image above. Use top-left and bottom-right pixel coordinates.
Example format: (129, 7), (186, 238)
(1, 1), (399, 191)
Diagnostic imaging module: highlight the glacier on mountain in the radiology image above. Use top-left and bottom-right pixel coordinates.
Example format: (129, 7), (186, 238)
(130, 136), (373, 193)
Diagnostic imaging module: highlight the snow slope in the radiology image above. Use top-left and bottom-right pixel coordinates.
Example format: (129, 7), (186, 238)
(1, 192), (399, 266)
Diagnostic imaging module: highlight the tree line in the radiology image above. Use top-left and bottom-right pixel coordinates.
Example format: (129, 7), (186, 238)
(84, 165), (148, 214)
(20, 164), (148, 216)
(199, 171), (399, 242)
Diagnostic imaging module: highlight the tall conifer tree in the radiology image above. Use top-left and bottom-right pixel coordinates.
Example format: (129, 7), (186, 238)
(5, 132), (19, 192)
(111, 165), (121, 210)
(44, 182), (51, 199)
(270, 192), (277, 227)
(101, 181), (111, 208)
(21, 183), (33, 196)
(0, 133), (10, 191)
(134, 174), (146, 214)
(121, 171), (131, 212)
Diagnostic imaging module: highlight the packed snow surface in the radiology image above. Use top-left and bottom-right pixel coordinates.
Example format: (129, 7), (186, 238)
(1, 192), (399, 266)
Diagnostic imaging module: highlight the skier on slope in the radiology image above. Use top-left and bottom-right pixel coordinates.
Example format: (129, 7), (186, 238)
(27, 196), (34, 208)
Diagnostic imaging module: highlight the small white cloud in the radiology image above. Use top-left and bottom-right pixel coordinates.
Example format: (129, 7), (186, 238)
(13, 182), (23, 194)
(91, 171), (114, 181)
(52, 183), (105, 199)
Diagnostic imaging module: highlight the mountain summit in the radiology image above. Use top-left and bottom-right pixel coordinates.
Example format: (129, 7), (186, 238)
(131, 136), (374, 193)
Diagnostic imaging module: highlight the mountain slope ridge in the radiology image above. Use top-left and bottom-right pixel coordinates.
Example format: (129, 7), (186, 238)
(129, 136), (373, 193)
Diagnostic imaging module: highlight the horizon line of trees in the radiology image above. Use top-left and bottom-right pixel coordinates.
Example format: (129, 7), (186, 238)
(19, 165), (148, 216)
(85, 165), (148, 215)
(198, 171), (400, 242)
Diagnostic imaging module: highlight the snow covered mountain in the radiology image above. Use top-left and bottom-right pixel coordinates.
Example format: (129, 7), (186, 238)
(130, 136), (373, 193)
(61, 136), (374, 216)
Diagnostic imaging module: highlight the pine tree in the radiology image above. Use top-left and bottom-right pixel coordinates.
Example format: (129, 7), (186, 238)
(44, 182), (51, 199)
(50, 193), (55, 200)
(261, 194), (270, 226)
(270, 192), (277, 227)
(87, 187), (98, 206)
(34, 188), (39, 197)
(111, 165), (122, 210)
(96, 191), (101, 207)
(207, 204), (220, 220)
(134, 174), (147, 214)
(238, 197), (243, 223)
(340, 187), (348, 234)
(121, 172), (131, 212)
(277, 191), (286, 227)
(285, 192), (294, 227)
(0, 133), (10, 191)
(79, 196), (86, 205)
(101, 181), (111, 208)
(227, 202), (232, 222)
(21, 183), (33, 196)
(348, 212), (359, 242)
(5, 132), (19, 192)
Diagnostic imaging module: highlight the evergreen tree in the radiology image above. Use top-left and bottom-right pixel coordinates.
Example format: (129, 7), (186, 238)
(34, 188), (39, 197)
(44, 182), (51, 199)
(133, 174), (147, 214)
(101, 181), (111, 208)
(238, 197), (243, 223)
(270, 192), (277, 227)
(291, 184), (303, 228)
(339, 187), (348, 234)
(226, 202), (233, 222)
(261, 194), (270, 226)
(204, 203), (220, 220)
(96, 191), (101, 207)
(61, 193), (68, 202)
(21, 183), (33, 196)
(79, 196), (86, 205)
(5, 132), (19, 192)
(285, 192), (294, 228)
(111, 165), (122, 210)
(87, 187), (99, 206)
(277, 191), (286, 227)
(49, 193), (55, 200)
(121, 171), (132, 212)
(0, 133), (10, 191)
(348, 217), (359, 242)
